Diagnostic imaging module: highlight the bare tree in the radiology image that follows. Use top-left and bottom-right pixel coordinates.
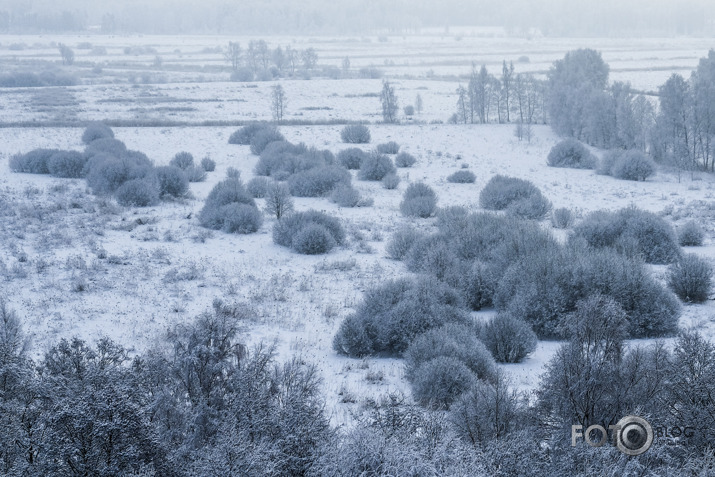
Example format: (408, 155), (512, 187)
(224, 41), (242, 71)
(285, 46), (299, 76)
(456, 85), (469, 124)
(380, 79), (399, 123)
(342, 56), (351, 77)
(58, 43), (74, 66)
(502, 60), (514, 122)
(256, 40), (270, 70)
(301, 48), (318, 70)
(272, 46), (286, 75)
(264, 183), (293, 219)
(271, 84), (287, 121)
(415, 93), (423, 115)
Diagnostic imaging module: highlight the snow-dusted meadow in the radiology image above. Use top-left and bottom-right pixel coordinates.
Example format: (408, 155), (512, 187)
(1, 33), (714, 425)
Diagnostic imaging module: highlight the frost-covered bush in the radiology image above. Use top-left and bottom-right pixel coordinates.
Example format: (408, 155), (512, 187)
(85, 152), (154, 195)
(610, 150), (656, 181)
(358, 152), (395, 181)
(115, 179), (160, 207)
(480, 314), (537, 363)
(444, 260), (499, 311)
(9, 148), (61, 174)
(551, 207), (574, 229)
(479, 175), (541, 211)
(381, 173), (400, 189)
(668, 254), (712, 303)
(254, 141), (308, 178)
(386, 225), (425, 260)
(84, 138), (127, 158)
(249, 127), (285, 155)
(292, 224), (337, 255)
(330, 184), (361, 207)
(572, 206), (680, 264)
(597, 150), (621, 175)
(246, 176), (271, 198)
(81, 122), (114, 145)
(404, 323), (496, 382)
(287, 165), (351, 197)
(447, 170), (476, 183)
(200, 157), (216, 172)
(505, 193), (552, 220)
(400, 182), (437, 218)
(228, 122), (269, 145)
(340, 124), (371, 144)
(226, 167), (241, 179)
(405, 234), (459, 279)
(376, 141), (400, 154)
(169, 151), (194, 170)
(679, 221), (705, 246)
(220, 203), (263, 234)
(273, 210), (345, 254)
(47, 151), (87, 178)
(198, 178), (257, 231)
(547, 138), (597, 169)
(155, 166), (188, 198)
(337, 148), (366, 169)
(395, 151), (417, 168)
(332, 278), (469, 357)
(410, 357), (476, 409)
(184, 165), (207, 182)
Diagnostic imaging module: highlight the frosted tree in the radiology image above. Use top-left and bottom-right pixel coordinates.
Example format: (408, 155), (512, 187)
(271, 84), (287, 121)
(380, 79), (399, 123)
(224, 41), (242, 71)
(58, 43), (74, 65)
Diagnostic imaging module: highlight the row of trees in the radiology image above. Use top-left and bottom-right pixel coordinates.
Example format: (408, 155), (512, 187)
(224, 40), (318, 77)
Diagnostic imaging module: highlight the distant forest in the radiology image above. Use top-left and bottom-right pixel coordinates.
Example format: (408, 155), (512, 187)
(0, 0), (713, 36)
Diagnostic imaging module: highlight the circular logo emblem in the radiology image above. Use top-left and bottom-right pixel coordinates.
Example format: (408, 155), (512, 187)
(615, 415), (653, 456)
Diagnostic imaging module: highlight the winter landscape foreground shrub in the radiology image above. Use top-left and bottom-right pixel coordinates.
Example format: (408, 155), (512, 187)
(273, 210), (345, 254)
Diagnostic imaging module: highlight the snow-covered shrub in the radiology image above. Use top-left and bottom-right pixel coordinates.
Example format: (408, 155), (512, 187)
(81, 123), (114, 144)
(404, 323), (496, 382)
(381, 173), (400, 189)
(169, 151), (194, 170)
(155, 166), (188, 198)
(226, 167), (241, 179)
(287, 165), (351, 197)
(9, 148), (61, 174)
(610, 150), (656, 181)
(84, 138), (127, 158)
(395, 151), (417, 167)
(198, 178), (257, 230)
(386, 225), (425, 260)
(291, 224), (337, 255)
(85, 152), (153, 195)
(597, 150), (621, 175)
(405, 234), (458, 279)
(572, 206), (680, 264)
(340, 124), (371, 144)
(330, 184), (361, 207)
(249, 127), (285, 155)
(443, 261), (498, 311)
(668, 254), (712, 303)
(115, 179), (160, 207)
(273, 210), (345, 253)
(337, 148), (366, 169)
(230, 67), (254, 82)
(447, 170), (476, 183)
(410, 357), (476, 409)
(254, 141), (307, 177)
(264, 182), (294, 219)
(480, 314), (537, 363)
(228, 122), (269, 145)
(678, 221), (704, 246)
(332, 278), (469, 357)
(246, 176), (271, 198)
(479, 175), (541, 210)
(376, 141), (400, 154)
(551, 207), (574, 229)
(400, 182), (437, 218)
(47, 151), (87, 178)
(547, 138), (597, 169)
(200, 157), (216, 172)
(220, 203), (263, 234)
(184, 165), (207, 182)
(506, 193), (552, 220)
(358, 152), (395, 181)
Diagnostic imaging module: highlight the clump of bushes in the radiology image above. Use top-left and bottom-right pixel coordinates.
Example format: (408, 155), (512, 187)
(273, 210), (345, 254)
(85, 152), (153, 195)
(382, 173), (400, 189)
(220, 204), (263, 234)
(254, 141), (308, 178)
(155, 166), (189, 198)
(200, 157), (216, 172)
(480, 315), (537, 363)
(551, 207), (574, 229)
(340, 124), (371, 144)
(668, 254), (712, 303)
(246, 177), (271, 198)
(386, 225), (425, 260)
(376, 141), (400, 154)
(228, 122), (270, 145)
(115, 179), (160, 207)
(479, 175), (542, 211)
(679, 221), (705, 246)
(572, 206), (680, 264)
(547, 138), (597, 169)
(170, 151), (194, 170)
(85, 138), (128, 158)
(330, 185), (365, 207)
(395, 152), (417, 168)
(47, 151), (87, 178)
(505, 192), (552, 220)
(337, 148), (367, 169)
(332, 278), (470, 357)
(358, 152), (395, 181)
(287, 166), (351, 197)
(599, 150), (656, 181)
(250, 127), (285, 155)
(400, 182), (437, 218)
(198, 178), (260, 233)
(447, 170), (476, 183)
(9, 148), (62, 174)
(184, 165), (207, 182)
(81, 123), (114, 145)
(410, 356), (477, 409)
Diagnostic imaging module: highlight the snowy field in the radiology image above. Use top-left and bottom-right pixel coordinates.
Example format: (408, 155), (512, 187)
(1, 33), (714, 425)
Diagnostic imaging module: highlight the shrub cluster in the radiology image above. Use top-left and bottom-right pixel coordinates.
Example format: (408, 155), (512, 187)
(287, 165), (351, 197)
(447, 170), (476, 183)
(246, 176), (271, 198)
(678, 221), (705, 246)
(228, 122), (270, 145)
(479, 314), (537, 363)
(547, 138), (597, 169)
(9, 148), (62, 174)
(599, 149), (656, 181)
(358, 152), (395, 181)
(551, 207), (574, 229)
(376, 141), (400, 154)
(668, 254), (712, 303)
(47, 151), (87, 178)
(200, 157), (216, 172)
(340, 124), (371, 144)
(116, 179), (160, 207)
(400, 182), (437, 218)
(155, 166), (189, 198)
(81, 122), (114, 144)
(395, 152), (417, 167)
(337, 148), (367, 169)
(198, 178), (262, 233)
(479, 175), (546, 214)
(169, 151), (194, 170)
(273, 210), (344, 254)
(381, 173), (400, 189)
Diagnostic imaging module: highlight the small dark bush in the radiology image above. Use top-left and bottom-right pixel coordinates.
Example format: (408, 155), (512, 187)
(386, 225), (425, 260)
(220, 203), (263, 234)
(81, 123), (114, 145)
(170, 151), (194, 170)
(47, 151), (86, 178)
(287, 165), (351, 197)
(85, 138), (127, 158)
(228, 123), (269, 145)
(479, 175), (541, 210)
(273, 210), (345, 253)
(668, 254), (712, 303)
(9, 148), (61, 174)
(292, 224), (338, 254)
(337, 148), (367, 169)
(246, 177), (271, 198)
(155, 166), (189, 198)
(610, 150), (656, 181)
(679, 221), (705, 246)
(184, 165), (207, 182)
(115, 179), (160, 207)
(358, 152), (395, 181)
(547, 138), (597, 169)
(250, 127), (285, 155)
(340, 124), (371, 144)
(200, 157), (216, 172)
(480, 314), (537, 363)
(447, 170), (476, 183)
(400, 182), (437, 218)
(506, 193), (552, 220)
(199, 178), (256, 230)
(380, 173), (399, 190)
(395, 152), (417, 168)
(410, 357), (476, 409)
(551, 207), (574, 229)
(376, 141), (400, 154)
(331, 184), (361, 207)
